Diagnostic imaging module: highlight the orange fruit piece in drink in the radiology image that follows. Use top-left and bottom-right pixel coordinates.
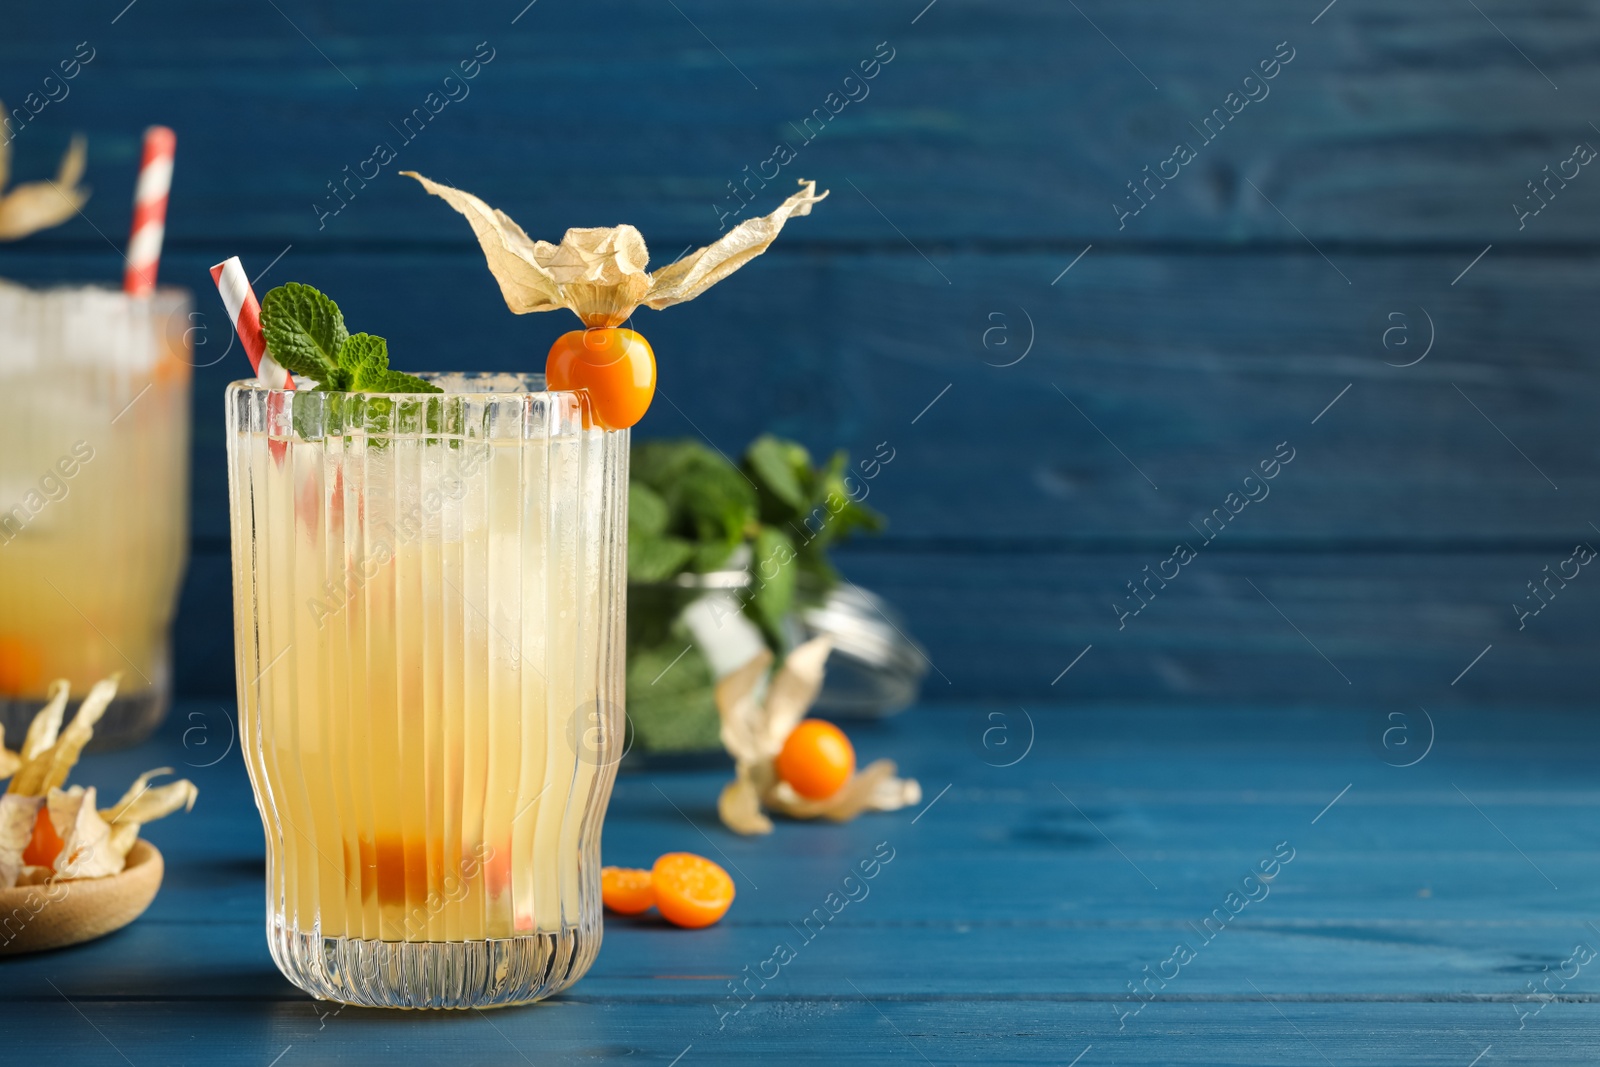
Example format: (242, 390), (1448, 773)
(361, 835), (430, 907)
(152, 348), (192, 385)
(601, 866), (656, 915)
(545, 328), (656, 430)
(776, 719), (856, 800)
(651, 852), (734, 928)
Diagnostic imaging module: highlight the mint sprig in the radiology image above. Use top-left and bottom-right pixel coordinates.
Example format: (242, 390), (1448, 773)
(259, 282), (441, 394)
(259, 283), (347, 382)
(626, 435), (885, 650)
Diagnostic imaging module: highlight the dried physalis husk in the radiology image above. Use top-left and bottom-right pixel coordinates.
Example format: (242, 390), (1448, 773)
(48, 785), (122, 880)
(0, 110), (90, 241)
(715, 636), (920, 836)
(0, 730), (19, 781)
(0, 794), (42, 889)
(403, 171), (827, 328)
(0, 675), (197, 888)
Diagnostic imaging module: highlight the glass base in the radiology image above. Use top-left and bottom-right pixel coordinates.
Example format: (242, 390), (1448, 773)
(268, 920), (602, 1009)
(0, 672), (170, 752)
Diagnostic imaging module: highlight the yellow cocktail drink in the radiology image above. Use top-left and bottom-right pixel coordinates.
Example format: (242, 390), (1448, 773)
(227, 373), (626, 1008)
(0, 283), (191, 747)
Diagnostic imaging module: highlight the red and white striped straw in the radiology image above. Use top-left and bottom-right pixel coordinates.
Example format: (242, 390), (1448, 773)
(210, 257), (294, 389)
(124, 126), (176, 297)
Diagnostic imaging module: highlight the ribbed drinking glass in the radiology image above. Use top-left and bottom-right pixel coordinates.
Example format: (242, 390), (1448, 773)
(0, 282), (192, 748)
(226, 372), (627, 1009)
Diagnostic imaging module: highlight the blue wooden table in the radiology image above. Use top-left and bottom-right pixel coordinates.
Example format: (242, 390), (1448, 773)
(7, 700), (1599, 1065)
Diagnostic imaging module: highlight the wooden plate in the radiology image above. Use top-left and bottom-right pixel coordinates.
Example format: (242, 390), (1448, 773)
(0, 840), (163, 956)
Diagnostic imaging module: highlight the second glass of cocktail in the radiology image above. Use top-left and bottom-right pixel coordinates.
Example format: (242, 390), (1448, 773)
(0, 124), (189, 748)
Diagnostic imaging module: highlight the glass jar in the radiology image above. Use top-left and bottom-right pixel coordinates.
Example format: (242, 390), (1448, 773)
(626, 557), (927, 756)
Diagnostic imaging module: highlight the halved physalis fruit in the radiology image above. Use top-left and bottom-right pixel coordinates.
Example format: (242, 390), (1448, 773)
(651, 852), (735, 928)
(546, 327), (656, 430)
(601, 865), (656, 915)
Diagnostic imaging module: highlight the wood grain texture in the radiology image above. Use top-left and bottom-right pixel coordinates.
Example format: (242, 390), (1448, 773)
(2, 1), (1598, 243)
(2, 1), (1596, 703)
(10, 240), (1596, 703)
(837, 546), (1600, 704)
(5, 702), (1600, 1064)
(15, 1001), (1600, 1067)
(3, 248), (1593, 549)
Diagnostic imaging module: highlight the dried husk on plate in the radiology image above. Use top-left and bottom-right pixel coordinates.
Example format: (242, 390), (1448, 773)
(0, 676), (196, 890)
(0, 839), (164, 956)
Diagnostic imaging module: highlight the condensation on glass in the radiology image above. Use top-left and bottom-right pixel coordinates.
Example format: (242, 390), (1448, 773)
(0, 282), (192, 748)
(226, 373), (627, 1009)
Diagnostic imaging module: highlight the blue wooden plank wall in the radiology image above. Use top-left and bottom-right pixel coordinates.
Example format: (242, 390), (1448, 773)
(1, 1), (1596, 707)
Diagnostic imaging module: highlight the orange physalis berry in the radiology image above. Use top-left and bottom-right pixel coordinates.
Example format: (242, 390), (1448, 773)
(775, 719), (856, 801)
(546, 328), (656, 430)
(21, 808), (65, 869)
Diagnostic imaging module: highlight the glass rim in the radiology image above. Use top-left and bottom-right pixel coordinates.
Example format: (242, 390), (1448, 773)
(0, 279), (191, 303)
(227, 371), (583, 401)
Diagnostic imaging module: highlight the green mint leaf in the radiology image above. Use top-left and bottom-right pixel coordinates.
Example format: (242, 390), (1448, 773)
(361, 394), (394, 439)
(319, 366), (354, 391)
(629, 534), (696, 583)
(338, 332), (388, 374)
(680, 458), (756, 553)
(796, 549), (840, 589)
(803, 449), (884, 551)
(260, 282), (348, 382)
(291, 391), (328, 442)
(636, 442), (758, 573)
(628, 483), (671, 539)
(750, 526), (797, 640)
(745, 434), (810, 512)
(354, 366), (443, 394)
(810, 449), (849, 506)
(625, 639), (719, 752)
(632, 440), (713, 499)
(691, 537), (739, 574)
